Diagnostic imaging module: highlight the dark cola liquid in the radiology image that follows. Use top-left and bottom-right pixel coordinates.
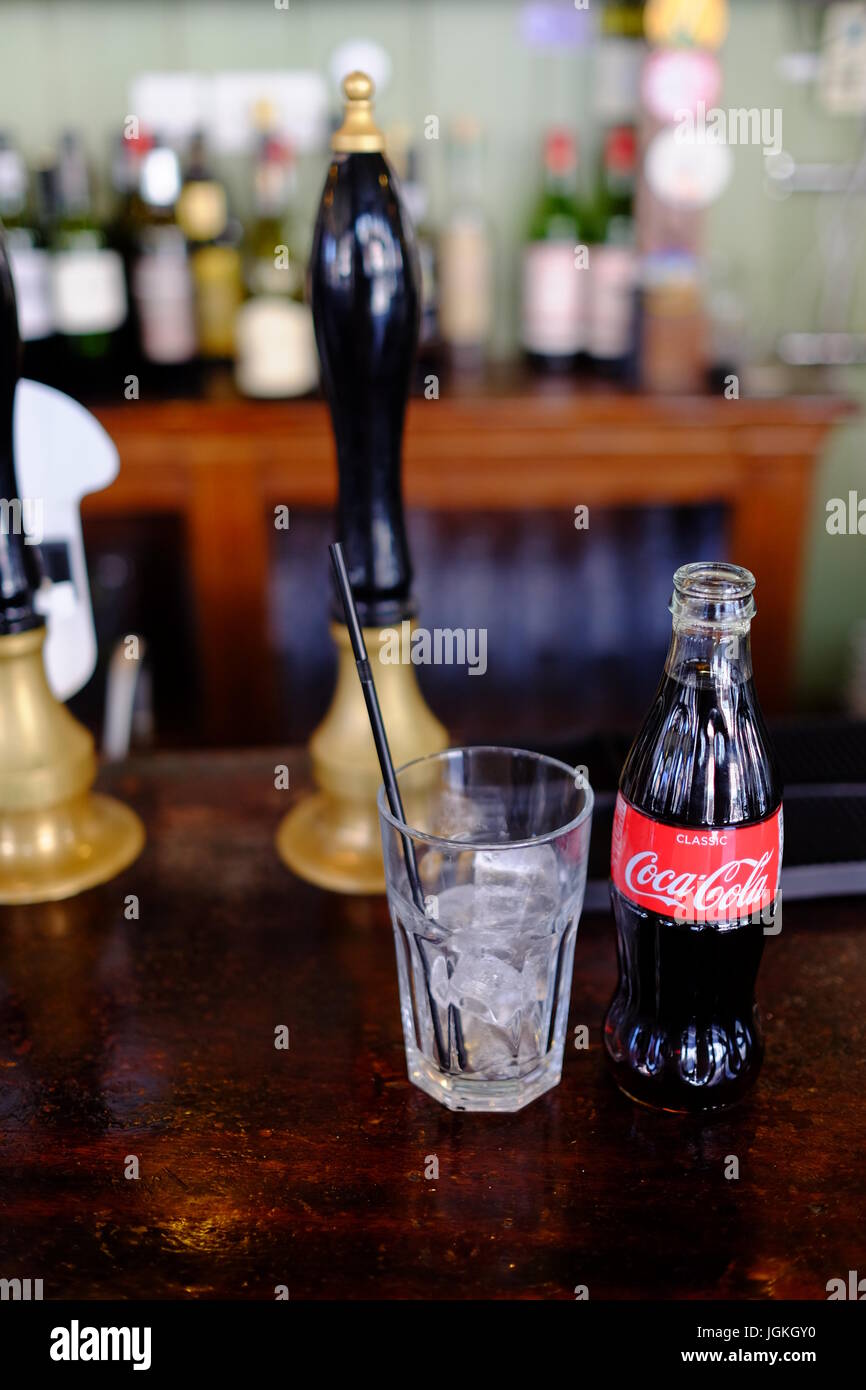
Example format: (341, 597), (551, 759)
(605, 894), (766, 1111)
(604, 659), (781, 1112)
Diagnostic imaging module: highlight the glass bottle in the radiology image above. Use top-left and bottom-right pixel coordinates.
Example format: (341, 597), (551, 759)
(0, 132), (54, 377)
(234, 128), (317, 399)
(521, 128), (585, 372)
(439, 118), (492, 374)
(586, 124), (638, 371)
(50, 131), (128, 392)
(131, 136), (197, 373)
(177, 131), (242, 362)
(605, 562), (783, 1112)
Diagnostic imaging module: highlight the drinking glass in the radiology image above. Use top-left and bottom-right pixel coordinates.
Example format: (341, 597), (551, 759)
(378, 746), (593, 1112)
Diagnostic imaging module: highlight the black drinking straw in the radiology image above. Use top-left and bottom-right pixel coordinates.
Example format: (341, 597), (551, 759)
(328, 542), (426, 912)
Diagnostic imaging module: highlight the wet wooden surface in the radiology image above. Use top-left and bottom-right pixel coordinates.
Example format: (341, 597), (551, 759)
(0, 750), (863, 1300)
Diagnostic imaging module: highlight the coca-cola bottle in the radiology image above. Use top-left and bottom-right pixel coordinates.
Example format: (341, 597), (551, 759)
(605, 562), (783, 1112)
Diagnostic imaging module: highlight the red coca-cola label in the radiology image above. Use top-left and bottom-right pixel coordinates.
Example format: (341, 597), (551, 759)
(611, 793), (783, 924)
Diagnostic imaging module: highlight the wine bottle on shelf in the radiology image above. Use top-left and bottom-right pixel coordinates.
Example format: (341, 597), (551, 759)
(439, 118), (492, 375)
(586, 123), (638, 374)
(244, 108), (305, 302)
(234, 120), (317, 399)
(131, 135), (198, 386)
(386, 124), (440, 377)
(109, 127), (151, 258)
(177, 131), (242, 363)
(0, 133), (54, 382)
(49, 131), (128, 397)
(404, 147), (439, 364)
(521, 128), (585, 373)
(594, 125), (636, 243)
(107, 127), (151, 381)
(597, 1), (647, 126)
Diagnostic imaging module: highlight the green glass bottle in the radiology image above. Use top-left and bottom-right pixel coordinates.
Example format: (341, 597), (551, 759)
(50, 131), (128, 392)
(178, 131), (242, 362)
(234, 128), (317, 398)
(132, 135), (198, 380)
(586, 125), (638, 372)
(521, 129), (585, 372)
(0, 132), (54, 379)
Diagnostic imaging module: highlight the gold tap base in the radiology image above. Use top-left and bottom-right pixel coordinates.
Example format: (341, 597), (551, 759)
(0, 793), (145, 905)
(0, 627), (145, 905)
(276, 790), (391, 895)
(278, 621), (448, 895)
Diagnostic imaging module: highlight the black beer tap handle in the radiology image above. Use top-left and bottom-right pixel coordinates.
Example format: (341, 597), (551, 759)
(0, 224), (43, 635)
(310, 73), (419, 630)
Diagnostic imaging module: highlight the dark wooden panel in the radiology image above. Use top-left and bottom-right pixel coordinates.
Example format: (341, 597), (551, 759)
(269, 503), (729, 747)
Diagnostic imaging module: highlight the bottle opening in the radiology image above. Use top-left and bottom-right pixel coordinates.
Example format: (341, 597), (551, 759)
(670, 561), (756, 628)
(674, 561), (755, 601)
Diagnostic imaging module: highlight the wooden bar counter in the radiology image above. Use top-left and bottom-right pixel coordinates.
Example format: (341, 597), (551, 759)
(0, 750), (863, 1300)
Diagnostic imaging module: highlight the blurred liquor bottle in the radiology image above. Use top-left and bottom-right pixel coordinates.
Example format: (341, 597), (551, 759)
(403, 149), (438, 361)
(438, 118), (492, 374)
(130, 136), (198, 383)
(109, 127), (150, 261)
(234, 111), (317, 398)
(49, 131), (128, 395)
(602, 0), (645, 38)
(177, 132), (242, 362)
(521, 129), (585, 373)
(108, 127), (148, 379)
(597, 2), (646, 127)
(0, 132), (54, 379)
(586, 124), (638, 374)
(639, 251), (705, 393)
(387, 124), (440, 377)
(593, 125), (636, 245)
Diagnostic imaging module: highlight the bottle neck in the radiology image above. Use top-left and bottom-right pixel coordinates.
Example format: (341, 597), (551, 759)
(448, 141), (483, 209)
(666, 622), (754, 685)
(666, 563), (757, 685)
(545, 162), (575, 196)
